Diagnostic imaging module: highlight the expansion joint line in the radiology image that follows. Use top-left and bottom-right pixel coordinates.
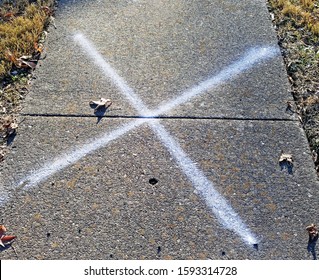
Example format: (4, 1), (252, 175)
(20, 113), (297, 122)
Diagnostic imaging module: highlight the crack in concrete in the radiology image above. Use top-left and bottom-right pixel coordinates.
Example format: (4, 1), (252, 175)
(20, 113), (297, 122)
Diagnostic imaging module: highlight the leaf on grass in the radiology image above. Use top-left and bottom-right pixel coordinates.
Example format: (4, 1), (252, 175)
(4, 50), (37, 70)
(16, 58), (37, 70)
(4, 50), (17, 64)
(89, 98), (112, 113)
(19, 55), (33, 60)
(42, 6), (53, 15)
(4, 12), (15, 20)
(34, 42), (44, 54)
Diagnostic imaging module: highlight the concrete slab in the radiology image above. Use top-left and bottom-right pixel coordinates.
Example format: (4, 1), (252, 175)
(1, 0), (318, 261)
(22, 0), (293, 119)
(1, 117), (318, 259)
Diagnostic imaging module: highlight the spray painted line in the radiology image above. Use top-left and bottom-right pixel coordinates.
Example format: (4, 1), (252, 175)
(16, 40), (278, 192)
(154, 47), (278, 117)
(73, 32), (278, 117)
(16, 118), (146, 190)
(8, 35), (278, 246)
(73, 32), (278, 245)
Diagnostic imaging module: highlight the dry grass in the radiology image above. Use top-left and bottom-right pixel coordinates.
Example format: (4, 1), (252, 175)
(268, 0), (319, 172)
(270, 0), (319, 36)
(0, 0), (54, 78)
(0, 0), (55, 161)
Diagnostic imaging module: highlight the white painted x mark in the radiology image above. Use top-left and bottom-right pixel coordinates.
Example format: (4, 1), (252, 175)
(13, 32), (278, 246)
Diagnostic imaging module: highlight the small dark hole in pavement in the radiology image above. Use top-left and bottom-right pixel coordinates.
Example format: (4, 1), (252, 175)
(157, 246), (161, 254)
(149, 178), (158, 185)
(253, 244), (258, 250)
(78, 229), (81, 234)
(47, 233), (51, 238)
(221, 251), (226, 256)
(110, 254), (113, 258)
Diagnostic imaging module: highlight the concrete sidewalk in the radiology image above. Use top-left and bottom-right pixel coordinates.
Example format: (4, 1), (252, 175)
(1, 0), (319, 259)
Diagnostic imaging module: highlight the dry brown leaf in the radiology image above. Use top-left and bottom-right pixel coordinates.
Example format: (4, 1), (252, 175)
(4, 50), (17, 64)
(16, 58), (37, 70)
(279, 152), (293, 165)
(34, 42), (44, 54)
(42, 6), (53, 15)
(0, 225), (16, 247)
(19, 55), (33, 60)
(306, 224), (318, 240)
(1, 115), (18, 137)
(89, 98), (112, 113)
(0, 224), (7, 236)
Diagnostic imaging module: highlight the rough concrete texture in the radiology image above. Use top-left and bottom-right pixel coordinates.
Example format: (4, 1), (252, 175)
(1, 0), (318, 259)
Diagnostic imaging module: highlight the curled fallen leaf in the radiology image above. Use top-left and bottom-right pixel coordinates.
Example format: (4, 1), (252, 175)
(1, 115), (18, 137)
(279, 152), (293, 165)
(306, 224), (318, 232)
(4, 50), (37, 70)
(3, 12), (15, 21)
(0, 224), (7, 235)
(279, 151), (294, 174)
(1, 235), (16, 244)
(306, 224), (319, 241)
(42, 6), (54, 15)
(16, 57), (37, 70)
(34, 42), (44, 54)
(0, 224), (16, 247)
(89, 98), (112, 113)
